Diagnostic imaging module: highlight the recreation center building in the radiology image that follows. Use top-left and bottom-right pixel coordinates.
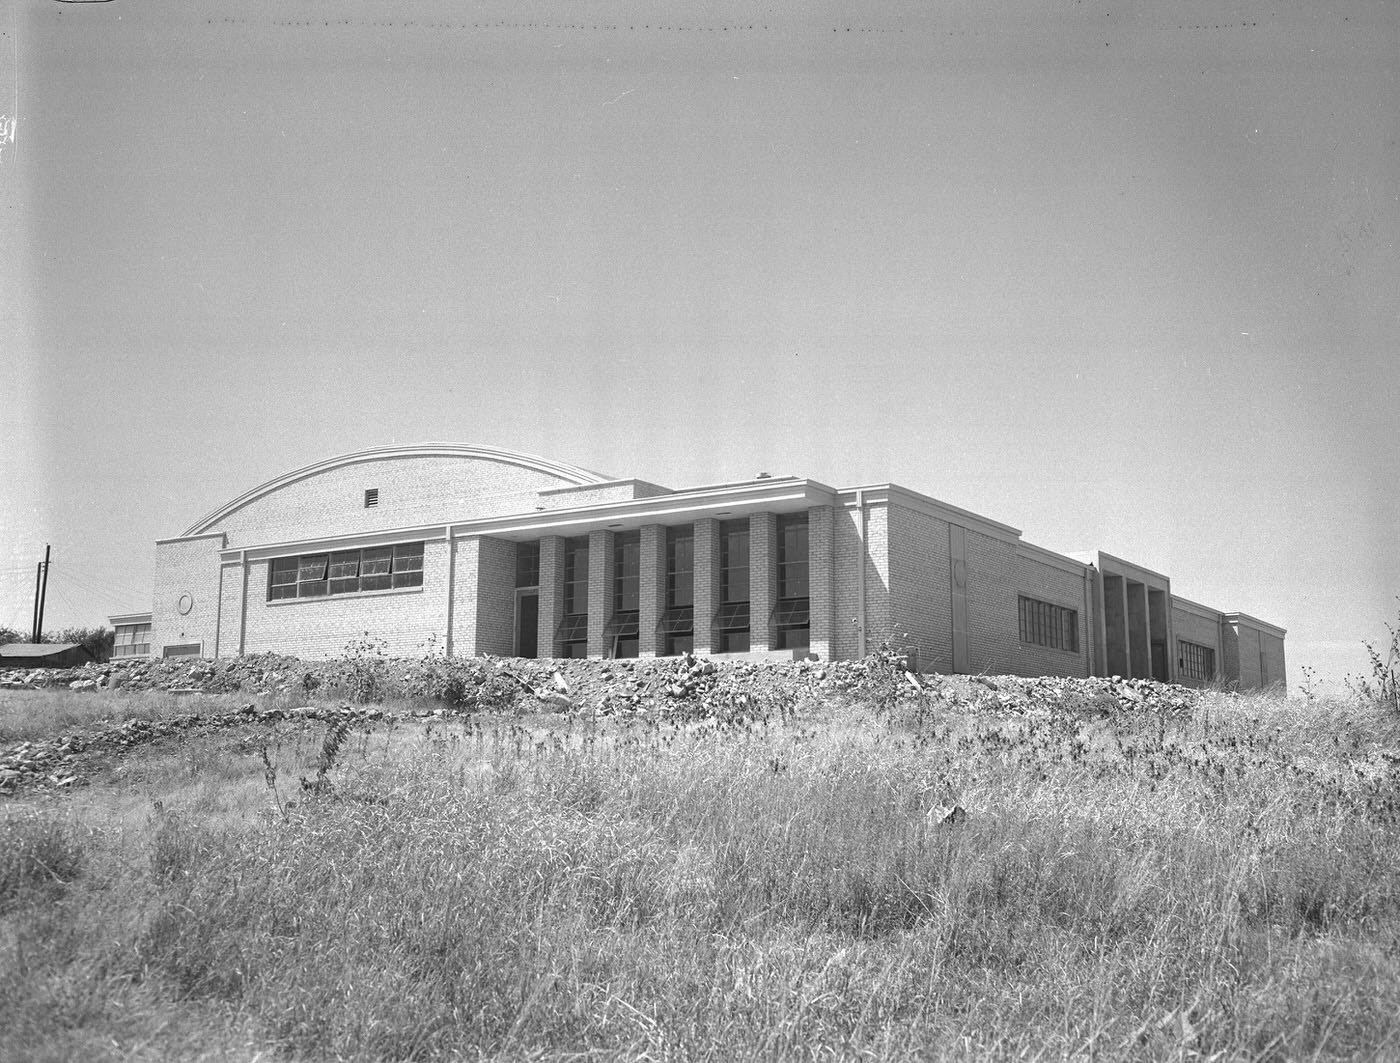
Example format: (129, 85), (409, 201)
(111, 444), (1286, 690)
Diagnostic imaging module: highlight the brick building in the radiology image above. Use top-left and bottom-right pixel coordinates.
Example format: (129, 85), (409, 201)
(111, 443), (1286, 690)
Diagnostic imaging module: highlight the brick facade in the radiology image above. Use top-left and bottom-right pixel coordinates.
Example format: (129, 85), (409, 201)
(129, 444), (1284, 689)
(638, 524), (666, 658)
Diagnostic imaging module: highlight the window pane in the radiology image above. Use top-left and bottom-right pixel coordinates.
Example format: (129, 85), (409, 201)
(667, 530), (694, 609)
(329, 552), (360, 579)
(392, 543), (424, 572)
(362, 548), (392, 576)
(516, 541), (540, 587)
(298, 554), (329, 582)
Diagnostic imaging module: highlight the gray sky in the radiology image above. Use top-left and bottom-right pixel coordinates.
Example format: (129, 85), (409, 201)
(3, 0), (1396, 689)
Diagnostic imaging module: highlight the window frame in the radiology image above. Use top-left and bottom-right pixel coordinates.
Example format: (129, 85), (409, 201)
(1017, 595), (1079, 653)
(266, 542), (426, 602)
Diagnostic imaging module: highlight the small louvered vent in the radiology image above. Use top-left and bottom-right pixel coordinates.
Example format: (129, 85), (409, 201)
(364, 489), (379, 508)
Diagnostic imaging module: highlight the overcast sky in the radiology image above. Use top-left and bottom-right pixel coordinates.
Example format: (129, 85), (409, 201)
(2, 0), (1396, 690)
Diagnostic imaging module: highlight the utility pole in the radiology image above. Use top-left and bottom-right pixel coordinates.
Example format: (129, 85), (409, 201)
(33, 545), (51, 643)
(31, 562), (42, 642)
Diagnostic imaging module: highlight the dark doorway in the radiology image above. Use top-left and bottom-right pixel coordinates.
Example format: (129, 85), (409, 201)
(1151, 641), (1168, 682)
(516, 592), (538, 658)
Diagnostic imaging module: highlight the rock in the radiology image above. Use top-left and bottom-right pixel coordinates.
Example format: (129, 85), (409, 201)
(69, 679), (98, 692)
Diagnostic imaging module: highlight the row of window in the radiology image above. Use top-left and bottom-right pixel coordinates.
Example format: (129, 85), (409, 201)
(113, 622), (152, 658)
(268, 543), (424, 600)
(1178, 639), (1216, 681)
(1018, 595), (1080, 653)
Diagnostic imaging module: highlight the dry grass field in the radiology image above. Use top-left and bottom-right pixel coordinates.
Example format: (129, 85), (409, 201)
(2, 676), (1399, 1062)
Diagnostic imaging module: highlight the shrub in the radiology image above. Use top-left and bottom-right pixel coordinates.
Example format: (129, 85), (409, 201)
(0, 810), (84, 909)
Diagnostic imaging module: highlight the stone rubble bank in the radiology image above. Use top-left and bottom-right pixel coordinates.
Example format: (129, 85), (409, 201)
(1, 650), (1207, 795)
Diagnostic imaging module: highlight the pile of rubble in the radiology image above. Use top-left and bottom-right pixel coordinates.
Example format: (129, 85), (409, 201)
(0, 645), (1207, 722)
(0, 647), (1226, 796)
(0, 701), (384, 795)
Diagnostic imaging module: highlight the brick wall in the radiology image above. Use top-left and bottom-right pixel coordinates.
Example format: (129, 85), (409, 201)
(238, 539), (450, 659)
(832, 501), (890, 660)
(152, 535), (227, 658)
(587, 530), (615, 658)
(472, 536), (516, 657)
(1171, 604), (1222, 688)
(217, 560), (244, 659)
(1233, 624), (1263, 690)
(537, 536), (566, 658)
(536, 481), (672, 509)
(808, 506), (835, 660)
(886, 503), (952, 673)
(1260, 632), (1287, 692)
(964, 530), (1018, 674)
(203, 455), (579, 547)
(1011, 550), (1092, 678)
(693, 518), (719, 654)
(639, 524), (666, 657)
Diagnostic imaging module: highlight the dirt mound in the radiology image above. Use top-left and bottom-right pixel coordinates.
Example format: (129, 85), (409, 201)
(1, 648), (1218, 796)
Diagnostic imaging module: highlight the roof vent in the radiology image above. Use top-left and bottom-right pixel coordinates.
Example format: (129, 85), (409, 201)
(756, 472), (771, 479)
(364, 488), (379, 508)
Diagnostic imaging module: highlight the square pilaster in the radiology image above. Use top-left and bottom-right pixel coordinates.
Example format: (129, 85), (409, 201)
(639, 524), (666, 657)
(749, 511), (777, 652)
(587, 530), (615, 658)
(693, 517), (719, 655)
(537, 535), (566, 658)
(808, 505), (834, 660)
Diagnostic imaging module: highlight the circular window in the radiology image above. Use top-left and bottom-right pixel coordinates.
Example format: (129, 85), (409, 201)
(177, 593), (194, 616)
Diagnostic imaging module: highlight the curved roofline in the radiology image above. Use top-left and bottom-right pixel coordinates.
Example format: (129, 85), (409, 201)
(182, 443), (612, 537)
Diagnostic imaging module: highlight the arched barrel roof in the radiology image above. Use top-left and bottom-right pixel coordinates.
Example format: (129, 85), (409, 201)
(182, 443), (611, 537)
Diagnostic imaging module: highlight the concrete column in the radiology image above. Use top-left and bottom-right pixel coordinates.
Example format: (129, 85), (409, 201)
(693, 517), (719, 655)
(1127, 581), (1150, 679)
(1103, 573), (1129, 677)
(639, 524), (666, 658)
(587, 530), (615, 658)
(808, 505), (834, 661)
(1148, 588), (1170, 681)
(537, 535), (565, 658)
(749, 511), (777, 652)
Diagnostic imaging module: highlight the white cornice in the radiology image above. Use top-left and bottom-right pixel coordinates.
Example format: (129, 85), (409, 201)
(215, 480), (841, 562)
(1225, 612), (1288, 638)
(844, 484), (1021, 543)
(1171, 595), (1223, 621)
(1016, 540), (1092, 575)
(1093, 550), (1172, 586)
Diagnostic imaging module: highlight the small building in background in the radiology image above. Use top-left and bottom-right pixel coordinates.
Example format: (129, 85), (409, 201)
(0, 642), (101, 669)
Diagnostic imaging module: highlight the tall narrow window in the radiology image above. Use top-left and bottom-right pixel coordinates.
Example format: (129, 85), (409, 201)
(717, 519), (750, 652)
(774, 513), (810, 650)
(610, 531), (641, 657)
(516, 541), (540, 588)
(662, 526), (694, 655)
(560, 537), (589, 657)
